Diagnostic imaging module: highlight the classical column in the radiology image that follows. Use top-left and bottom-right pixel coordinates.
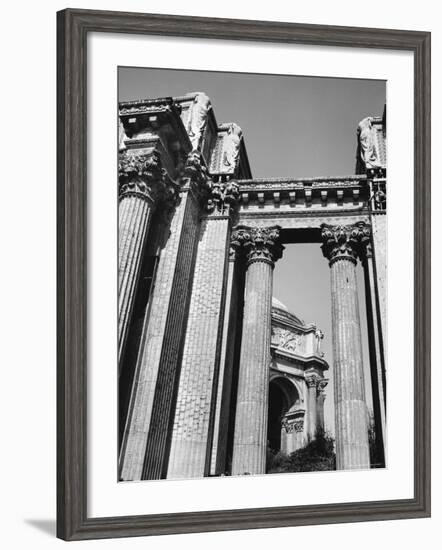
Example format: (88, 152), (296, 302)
(166, 182), (240, 479)
(231, 226), (284, 475)
(305, 372), (319, 440)
(119, 151), (210, 481)
(362, 241), (386, 464)
(321, 222), (371, 470)
(210, 246), (241, 475)
(118, 151), (177, 368)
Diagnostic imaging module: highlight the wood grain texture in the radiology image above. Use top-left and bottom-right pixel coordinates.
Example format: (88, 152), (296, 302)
(56, 8), (431, 541)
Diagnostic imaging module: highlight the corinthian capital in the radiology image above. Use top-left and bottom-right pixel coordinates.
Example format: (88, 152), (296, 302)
(321, 222), (371, 265)
(119, 150), (165, 202)
(118, 150), (180, 210)
(181, 150), (211, 201)
(317, 379), (328, 397)
(305, 373), (320, 389)
(231, 225), (284, 267)
(206, 180), (240, 216)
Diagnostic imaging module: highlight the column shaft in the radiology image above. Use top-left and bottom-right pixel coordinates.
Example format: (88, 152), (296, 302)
(231, 259), (273, 475)
(210, 253), (239, 475)
(363, 250), (386, 464)
(306, 381), (318, 439)
(317, 393), (326, 431)
(118, 195), (154, 367)
(119, 188), (201, 480)
(167, 215), (230, 479)
(330, 257), (370, 469)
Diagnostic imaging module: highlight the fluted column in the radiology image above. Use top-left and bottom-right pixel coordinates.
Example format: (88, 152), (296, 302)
(210, 246), (240, 475)
(321, 222), (371, 470)
(119, 151), (210, 481)
(362, 241), (386, 464)
(305, 373), (319, 440)
(231, 226), (284, 475)
(167, 182), (240, 479)
(118, 151), (177, 368)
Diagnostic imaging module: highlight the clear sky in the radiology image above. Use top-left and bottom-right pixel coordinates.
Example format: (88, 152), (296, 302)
(119, 67), (386, 432)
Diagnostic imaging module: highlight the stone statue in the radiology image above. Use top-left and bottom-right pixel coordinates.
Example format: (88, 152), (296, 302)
(118, 118), (127, 152)
(315, 328), (324, 357)
(357, 117), (380, 169)
(186, 92), (212, 150)
(222, 123), (243, 171)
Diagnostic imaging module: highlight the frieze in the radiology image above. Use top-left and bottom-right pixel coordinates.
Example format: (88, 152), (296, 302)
(282, 418), (304, 434)
(271, 326), (301, 353)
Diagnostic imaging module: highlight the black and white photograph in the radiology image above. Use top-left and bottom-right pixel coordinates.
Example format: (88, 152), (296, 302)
(117, 67), (387, 481)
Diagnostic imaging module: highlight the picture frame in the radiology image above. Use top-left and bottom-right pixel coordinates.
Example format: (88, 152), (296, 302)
(57, 7), (431, 541)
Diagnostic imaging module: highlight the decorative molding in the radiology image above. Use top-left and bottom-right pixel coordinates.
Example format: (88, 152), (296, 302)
(282, 417), (304, 434)
(231, 225), (284, 267)
(119, 98), (179, 117)
(321, 221), (371, 265)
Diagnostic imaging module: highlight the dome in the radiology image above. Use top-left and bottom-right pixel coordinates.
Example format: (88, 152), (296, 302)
(272, 297), (289, 311)
(272, 297), (305, 326)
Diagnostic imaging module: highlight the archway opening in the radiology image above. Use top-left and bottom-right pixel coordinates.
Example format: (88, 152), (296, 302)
(267, 382), (288, 453)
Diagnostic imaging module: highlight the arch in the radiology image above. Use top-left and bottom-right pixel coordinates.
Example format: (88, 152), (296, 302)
(267, 376), (300, 453)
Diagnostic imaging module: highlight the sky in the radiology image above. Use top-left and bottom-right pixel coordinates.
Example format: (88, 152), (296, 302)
(119, 67), (386, 432)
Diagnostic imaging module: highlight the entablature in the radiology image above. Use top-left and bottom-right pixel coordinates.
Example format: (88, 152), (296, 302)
(237, 175), (369, 214)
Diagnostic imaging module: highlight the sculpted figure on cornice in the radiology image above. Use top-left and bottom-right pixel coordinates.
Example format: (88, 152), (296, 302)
(118, 119), (127, 152)
(357, 117), (381, 170)
(315, 328), (324, 357)
(186, 92), (212, 150)
(222, 123), (243, 171)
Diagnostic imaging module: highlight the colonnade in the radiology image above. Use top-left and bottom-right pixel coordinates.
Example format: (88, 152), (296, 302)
(118, 149), (376, 478)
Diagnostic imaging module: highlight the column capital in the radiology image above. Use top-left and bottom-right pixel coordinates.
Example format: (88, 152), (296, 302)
(317, 379), (328, 397)
(305, 373), (320, 388)
(205, 180), (240, 218)
(181, 150), (212, 202)
(118, 150), (180, 206)
(321, 222), (371, 266)
(231, 225), (284, 267)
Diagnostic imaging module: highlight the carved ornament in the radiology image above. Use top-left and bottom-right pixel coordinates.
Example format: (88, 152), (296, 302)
(321, 222), (371, 265)
(231, 225), (284, 267)
(205, 181), (240, 215)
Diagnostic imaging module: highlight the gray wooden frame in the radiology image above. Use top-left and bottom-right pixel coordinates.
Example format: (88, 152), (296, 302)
(57, 8), (431, 541)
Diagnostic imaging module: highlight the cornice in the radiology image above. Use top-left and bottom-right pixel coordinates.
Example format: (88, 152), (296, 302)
(271, 346), (329, 371)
